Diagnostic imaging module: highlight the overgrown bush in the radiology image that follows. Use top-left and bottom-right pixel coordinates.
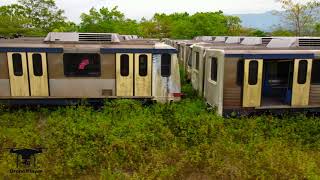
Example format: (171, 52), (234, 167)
(0, 91), (320, 179)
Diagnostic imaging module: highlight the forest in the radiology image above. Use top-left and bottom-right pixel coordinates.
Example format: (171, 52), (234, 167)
(0, 0), (319, 38)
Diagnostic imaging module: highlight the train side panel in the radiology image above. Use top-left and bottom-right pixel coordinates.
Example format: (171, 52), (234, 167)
(47, 53), (116, 98)
(203, 50), (225, 115)
(0, 53), (10, 97)
(152, 53), (181, 102)
(223, 58), (243, 110)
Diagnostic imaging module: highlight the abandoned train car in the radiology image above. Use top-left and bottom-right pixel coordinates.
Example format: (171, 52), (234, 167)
(0, 32), (181, 104)
(188, 37), (320, 116)
(190, 37), (270, 96)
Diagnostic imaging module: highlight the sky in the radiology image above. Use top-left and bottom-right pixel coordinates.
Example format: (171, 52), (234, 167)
(0, 0), (286, 23)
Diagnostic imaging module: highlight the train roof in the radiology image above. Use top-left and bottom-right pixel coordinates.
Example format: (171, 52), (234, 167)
(0, 32), (177, 53)
(178, 36), (320, 49)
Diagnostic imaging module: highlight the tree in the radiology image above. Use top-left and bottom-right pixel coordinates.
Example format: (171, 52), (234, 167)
(139, 18), (158, 38)
(271, 27), (295, 36)
(226, 16), (242, 36)
(79, 6), (139, 35)
(314, 23), (320, 35)
(0, 4), (31, 36)
(276, 0), (320, 36)
(141, 11), (242, 39)
(18, 0), (67, 33)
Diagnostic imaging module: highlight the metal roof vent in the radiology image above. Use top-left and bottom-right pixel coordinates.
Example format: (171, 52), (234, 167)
(44, 32), (120, 43)
(262, 37), (273, 45)
(241, 37), (262, 45)
(78, 33), (112, 42)
(266, 38), (297, 48)
(214, 36), (226, 42)
(194, 36), (215, 41)
(298, 38), (320, 47)
(226, 37), (243, 44)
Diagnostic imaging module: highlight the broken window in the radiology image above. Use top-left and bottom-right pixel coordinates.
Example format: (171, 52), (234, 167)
(63, 53), (100, 77)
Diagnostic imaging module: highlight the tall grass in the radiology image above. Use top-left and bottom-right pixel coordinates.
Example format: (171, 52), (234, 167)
(0, 93), (319, 179)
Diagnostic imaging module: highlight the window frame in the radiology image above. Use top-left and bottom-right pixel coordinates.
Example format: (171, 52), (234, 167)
(63, 53), (101, 77)
(248, 60), (259, 86)
(297, 60), (308, 84)
(187, 51), (192, 67)
(120, 54), (130, 77)
(161, 53), (171, 77)
(237, 59), (244, 86)
(32, 53), (43, 76)
(209, 57), (218, 83)
(311, 59), (320, 85)
(138, 54), (148, 77)
(195, 51), (200, 71)
(12, 53), (23, 76)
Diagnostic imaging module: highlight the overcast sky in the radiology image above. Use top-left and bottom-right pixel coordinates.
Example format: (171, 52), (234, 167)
(0, 0), (287, 23)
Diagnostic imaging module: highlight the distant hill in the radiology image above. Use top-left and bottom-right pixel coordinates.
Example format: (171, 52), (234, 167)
(232, 11), (282, 32)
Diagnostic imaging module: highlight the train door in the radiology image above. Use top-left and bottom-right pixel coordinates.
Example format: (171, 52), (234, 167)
(116, 53), (134, 96)
(7, 52), (49, 97)
(291, 59), (312, 106)
(134, 54), (152, 96)
(27, 53), (49, 96)
(243, 59), (263, 107)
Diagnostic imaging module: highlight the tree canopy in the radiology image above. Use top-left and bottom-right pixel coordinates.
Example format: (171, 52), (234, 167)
(0, 0), (319, 38)
(275, 0), (320, 36)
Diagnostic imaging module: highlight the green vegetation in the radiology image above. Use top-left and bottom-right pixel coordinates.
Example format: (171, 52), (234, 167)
(0, 1), (242, 39)
(2, 0), (319, 38)
(275, 0), (320, 36)
(0, 82), (320, 179)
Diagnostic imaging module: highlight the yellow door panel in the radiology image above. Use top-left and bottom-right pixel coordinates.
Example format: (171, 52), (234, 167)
(243, 59), (263, 107)
(292, 59), (312, 106)
(7, 52), (30, 96)
(134, 53), (152, 96)
(116, 53), (134, 96)
(27, 52), (49, 96)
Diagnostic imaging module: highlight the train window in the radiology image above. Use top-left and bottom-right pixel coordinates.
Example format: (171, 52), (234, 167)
(237, 60), (244, 85)
(139, 55), (148, 76)
(161, 53), (171, 77)
(63, 53), (100, 77)
(195, 52), (199, 70)
(120, 54), (130, 76)
(187, 52), (192, 67)
(181, 47), (184, 58)
(211, 58), (218, 82)
(32, 54), (43, 76)
(12, 53), (23, 76)
(311, 60), (320, 84)
(248, 60), (258, 85)
(298, 60), (308, 84)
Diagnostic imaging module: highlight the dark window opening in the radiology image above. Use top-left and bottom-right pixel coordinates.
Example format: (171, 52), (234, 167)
(63, 53), (101, 77)
(12, 53), (23, 76)
(195, 52), (199, 70)
(139, 55), (148, 76)
(211, 58), (218, 82)
(248, 60), (258, 85)
(298, 60), (308, 84)
(161, 53), (171, 77)
(237, 60), (244, 86)
(187, 51), (192, 67)
(32, 54), (43, 76)
(120, 54), (130, 76)
(311, 60), (320, 84)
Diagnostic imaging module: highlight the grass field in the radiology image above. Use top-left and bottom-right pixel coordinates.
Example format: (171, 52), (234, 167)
(0, 83), (320, 179)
